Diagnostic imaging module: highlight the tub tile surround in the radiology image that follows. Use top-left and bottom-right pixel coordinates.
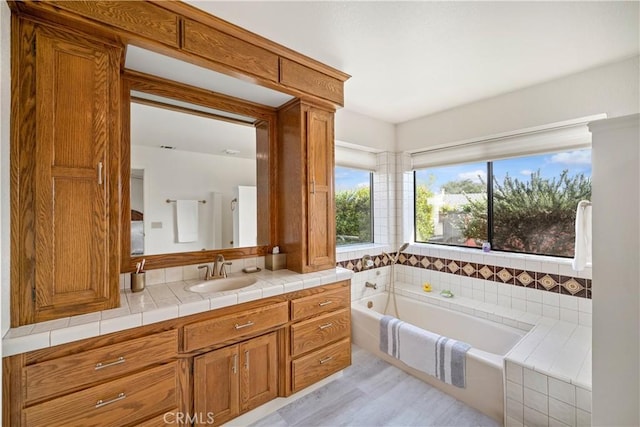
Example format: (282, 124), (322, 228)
(2, 266), (353, 357)
(343, 242), (592, 426)
(506, 360), (592, 427)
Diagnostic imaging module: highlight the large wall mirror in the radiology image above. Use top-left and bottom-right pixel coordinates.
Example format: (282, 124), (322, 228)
(121, 71), (278, 272)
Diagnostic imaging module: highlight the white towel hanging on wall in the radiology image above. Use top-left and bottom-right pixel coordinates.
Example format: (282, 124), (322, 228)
(572, 200), (592, 271)
(176, 200), (199, 243)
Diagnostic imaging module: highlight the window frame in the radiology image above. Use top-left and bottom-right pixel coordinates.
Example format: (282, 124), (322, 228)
(334, 166), (374, 247)
(414, 151), (591, 258)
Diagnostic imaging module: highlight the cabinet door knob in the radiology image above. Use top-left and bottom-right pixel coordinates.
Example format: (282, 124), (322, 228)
(244, 350), (250, 370)
(232, 353), (238, 374)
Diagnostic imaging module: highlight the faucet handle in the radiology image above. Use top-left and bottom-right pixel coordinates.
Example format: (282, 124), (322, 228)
(197, 264), (210, 279)
(220, 261), (232, 278)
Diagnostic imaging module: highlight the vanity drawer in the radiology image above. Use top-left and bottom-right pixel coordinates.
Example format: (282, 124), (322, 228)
(24, 330), (178, 404)
(183, 302), (288, 352)
(23, 362), (179, 427)
(291, 338), (351, 392)
(291, 308), (350, 357)
(290, 284), (350, 321)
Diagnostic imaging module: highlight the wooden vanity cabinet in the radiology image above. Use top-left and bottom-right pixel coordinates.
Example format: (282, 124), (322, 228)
(288, 282), (351, 393)
(278, 101), (336, 273)
(11, 17), (121, 326)
(5, 329), (184, 427)
(193, 332), (278, 427)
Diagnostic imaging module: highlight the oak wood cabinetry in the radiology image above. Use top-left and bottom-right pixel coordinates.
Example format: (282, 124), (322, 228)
(3, 282), (351, 426)
(288, 284), (351, 393)
(278, 101), (336, 273)
(7, 330), (183, 427)
(193, 333), (278, 427)
(11, 17), (121, 326)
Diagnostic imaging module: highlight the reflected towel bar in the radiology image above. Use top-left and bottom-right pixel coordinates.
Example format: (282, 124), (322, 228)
(166, 199), (207, 204)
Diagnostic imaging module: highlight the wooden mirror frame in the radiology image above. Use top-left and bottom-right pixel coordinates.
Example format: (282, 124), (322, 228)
(121, 70), (279, 272)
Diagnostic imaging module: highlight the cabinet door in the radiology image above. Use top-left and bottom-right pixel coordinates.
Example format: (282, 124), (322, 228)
(239, 332), (278, 412)
(30, 23), (120, 322)
(194, 345), (239, 427)
(306, 108), (336, 270)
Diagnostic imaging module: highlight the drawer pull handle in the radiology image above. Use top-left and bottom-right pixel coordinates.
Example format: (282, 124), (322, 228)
(319, 356), (333, 364)
(319, 322), (333, 330)
(235, 321), (254, 330)
(95, 392), (126, 408)
(318, 301), (333, 307)
(95, 356), (125, 370)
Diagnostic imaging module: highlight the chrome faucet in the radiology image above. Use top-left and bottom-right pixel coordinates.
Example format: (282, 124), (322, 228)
(365, 281), (378, 290)
(214, 254), (232, 278)
(198, 254), (232, 280)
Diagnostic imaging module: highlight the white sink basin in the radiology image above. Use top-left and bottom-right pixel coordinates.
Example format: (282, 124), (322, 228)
(185, 276), (258, 294)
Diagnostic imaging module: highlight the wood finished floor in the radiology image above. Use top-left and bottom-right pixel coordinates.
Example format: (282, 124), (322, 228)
(249, 344), (500, 427)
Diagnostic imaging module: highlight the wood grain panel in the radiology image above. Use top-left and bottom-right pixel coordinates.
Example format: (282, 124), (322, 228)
(291, 338), (351, 392)
(183, 18), (279, 82)
(11, 16), (38, 327)
(280, 58), (344, 105)
(23, 362), (179, 427)
(306, 107), (336, 270)
(290, 285), (350, 322)
(276, 101), (305, 272)
(183, 302), (288, 352)
(48, 0), (180, 47)
(240, 332), (278, 412)
(33, 24), (114, 320)
(291, 308), (350, 357)
(194, 346), (239, 427)
(24, 330), (178, 404)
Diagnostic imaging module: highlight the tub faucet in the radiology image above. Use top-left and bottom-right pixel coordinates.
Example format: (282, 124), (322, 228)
(365, 281), (378, 290)
(361, 254), (374, 270)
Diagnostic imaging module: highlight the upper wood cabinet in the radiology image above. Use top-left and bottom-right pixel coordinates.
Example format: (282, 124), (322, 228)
(277, 101), (336, 273)
(11, 18), (121, 325)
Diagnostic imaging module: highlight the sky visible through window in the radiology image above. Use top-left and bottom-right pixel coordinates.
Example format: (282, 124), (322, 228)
(335, 166), (371, 191)
(415, 150), (592, 190)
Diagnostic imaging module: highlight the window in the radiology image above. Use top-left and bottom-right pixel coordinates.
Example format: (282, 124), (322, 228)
(414, 149), (592, 257)
(335, 166), (373, 246)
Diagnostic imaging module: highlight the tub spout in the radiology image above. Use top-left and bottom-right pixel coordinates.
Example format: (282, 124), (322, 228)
(365, 281), (378, 290)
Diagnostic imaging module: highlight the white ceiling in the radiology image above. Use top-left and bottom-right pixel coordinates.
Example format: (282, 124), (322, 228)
(185, 0), (639, 124)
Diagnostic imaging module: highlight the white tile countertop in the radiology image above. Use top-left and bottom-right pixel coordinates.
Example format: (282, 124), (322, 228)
(2, 267), (353, 357)
(384, 282), (592, 390)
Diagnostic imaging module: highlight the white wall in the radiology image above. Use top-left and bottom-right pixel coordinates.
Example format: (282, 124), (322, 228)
(131, 145), (256, 254)
(335, 108), (396, 152)
(590, 115), (640, 427)
(397, 56), (640, 151)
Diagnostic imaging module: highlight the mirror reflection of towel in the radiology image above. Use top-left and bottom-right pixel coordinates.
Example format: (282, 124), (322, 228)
(176, 200), (199, 243)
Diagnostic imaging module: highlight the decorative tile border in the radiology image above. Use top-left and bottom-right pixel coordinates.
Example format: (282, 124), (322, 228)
(336, 253), (394, 273)
(338, 252), (591, 299)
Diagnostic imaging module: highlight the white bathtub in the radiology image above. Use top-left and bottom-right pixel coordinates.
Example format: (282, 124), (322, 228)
(351, 292), (525, 422)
